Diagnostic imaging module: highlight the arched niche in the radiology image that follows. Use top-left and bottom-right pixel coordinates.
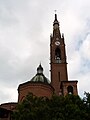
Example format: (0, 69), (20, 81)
(67, 86), (73, 94)
(55, 47), (61, 63)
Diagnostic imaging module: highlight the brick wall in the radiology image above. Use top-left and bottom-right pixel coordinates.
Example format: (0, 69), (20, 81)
(18, 82), (54, 102)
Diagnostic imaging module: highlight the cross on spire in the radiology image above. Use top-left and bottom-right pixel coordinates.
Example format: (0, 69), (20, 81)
(54, 10), (57, 14)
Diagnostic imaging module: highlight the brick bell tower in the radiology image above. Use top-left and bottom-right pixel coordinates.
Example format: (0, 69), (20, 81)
(50, 14), (78, 96)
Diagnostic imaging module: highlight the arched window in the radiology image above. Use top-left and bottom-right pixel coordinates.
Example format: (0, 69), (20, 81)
(67, 86), (73, 94)
(55, 47), (61, 63)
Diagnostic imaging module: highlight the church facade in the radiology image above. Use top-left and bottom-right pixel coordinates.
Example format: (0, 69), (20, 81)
(0, 14), (78, 120)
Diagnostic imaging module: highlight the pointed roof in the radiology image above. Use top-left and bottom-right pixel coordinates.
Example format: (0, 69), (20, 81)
(53, 13), (61, 38)
(53, 13), (59, 26)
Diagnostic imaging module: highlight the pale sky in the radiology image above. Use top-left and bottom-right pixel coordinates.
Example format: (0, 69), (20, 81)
(0, 0), (90, 103)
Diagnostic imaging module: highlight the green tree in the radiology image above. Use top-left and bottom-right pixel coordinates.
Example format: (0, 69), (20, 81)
(12, 93), (50, 120)
(12, 92), (90, 120)
(83, 92), (90, 120)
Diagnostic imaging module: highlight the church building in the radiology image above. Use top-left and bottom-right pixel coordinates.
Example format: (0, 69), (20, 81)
(0, 14), (78, 120)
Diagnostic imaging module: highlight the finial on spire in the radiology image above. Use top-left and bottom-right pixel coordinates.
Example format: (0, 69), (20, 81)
(54, 10), (57, 20)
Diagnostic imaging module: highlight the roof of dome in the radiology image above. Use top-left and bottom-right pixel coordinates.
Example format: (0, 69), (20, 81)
(30, 64), (50, 84)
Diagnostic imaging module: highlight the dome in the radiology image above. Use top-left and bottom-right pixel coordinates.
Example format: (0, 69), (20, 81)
(31, 64), (50, 84)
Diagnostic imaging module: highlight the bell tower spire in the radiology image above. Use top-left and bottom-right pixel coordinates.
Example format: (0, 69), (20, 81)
(50, 13), (68, 95)
(53, 13), (61, 39)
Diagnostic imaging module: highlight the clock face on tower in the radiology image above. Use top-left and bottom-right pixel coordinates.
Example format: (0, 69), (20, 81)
(55, 41), (60, 46)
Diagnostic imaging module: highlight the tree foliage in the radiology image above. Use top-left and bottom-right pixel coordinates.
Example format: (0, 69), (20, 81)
(12, 92), (90, 120)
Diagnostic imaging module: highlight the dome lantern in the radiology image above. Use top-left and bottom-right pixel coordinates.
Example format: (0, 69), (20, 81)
(37, 63), (43, 74)
(30, 64), (50, 84)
